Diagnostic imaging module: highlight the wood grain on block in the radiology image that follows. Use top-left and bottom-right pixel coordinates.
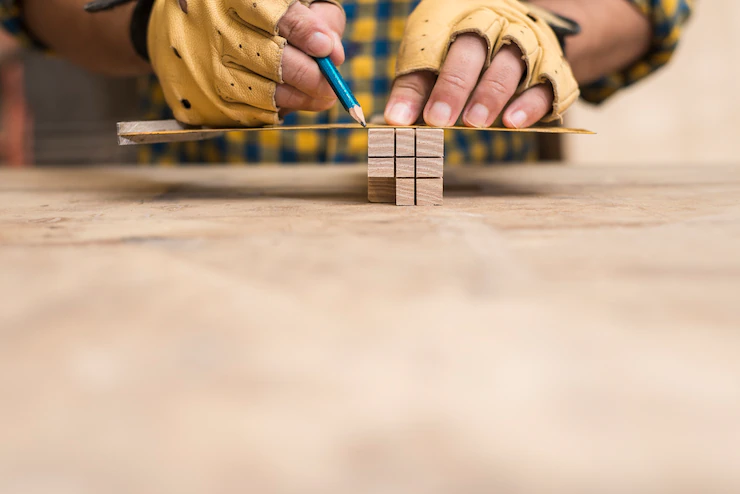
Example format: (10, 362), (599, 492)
(416, 128), (444, 158)
(396, 158), (415, 178)
(396, 178), (415, 206)
(368, 128), (395, 157)
(368, 157), (395, 178)
(395, 128), (416, 157)
(368, 177), (396, 203)
(416, 178), (443, 206)
(416, 157), (443, 178)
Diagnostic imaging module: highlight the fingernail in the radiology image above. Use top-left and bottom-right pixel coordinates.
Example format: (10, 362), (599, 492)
(508, 110), (527, 129)
(465, 104), (490, 128)
(307, 32), (333, 56)
(427, 101), (452, 127)
(387, 102), (413, 125)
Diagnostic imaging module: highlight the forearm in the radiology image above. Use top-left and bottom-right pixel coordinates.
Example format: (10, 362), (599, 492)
(530, 0), (651, 85)
(22, 0), (151, 76)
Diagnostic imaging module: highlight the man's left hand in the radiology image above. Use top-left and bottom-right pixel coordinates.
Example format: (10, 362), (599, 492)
(384, 0), (579, 129)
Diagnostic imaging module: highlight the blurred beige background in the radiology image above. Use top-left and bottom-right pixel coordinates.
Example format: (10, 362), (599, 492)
(566, 0), (740, 166)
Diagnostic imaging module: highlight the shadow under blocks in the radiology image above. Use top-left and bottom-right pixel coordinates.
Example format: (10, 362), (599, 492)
(367, 128), (444, 206)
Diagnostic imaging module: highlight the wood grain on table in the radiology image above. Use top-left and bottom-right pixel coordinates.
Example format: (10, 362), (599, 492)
(1, 164), (739, 494)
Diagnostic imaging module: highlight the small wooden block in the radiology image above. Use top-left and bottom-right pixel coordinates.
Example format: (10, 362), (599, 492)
(368, 177), (396, 203)
(395, 128), (416, 157)
(416, 178), (443, 206)
(416, 157), (443, 178)
(368, 128), (395, 157)
(416, 128), (444, 158)
(368, 157), (395, 178)
(395, 158), (415, 178)
(395, 178), (415, 206)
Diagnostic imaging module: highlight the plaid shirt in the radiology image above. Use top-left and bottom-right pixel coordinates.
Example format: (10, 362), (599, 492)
(2, 0), (693, 165)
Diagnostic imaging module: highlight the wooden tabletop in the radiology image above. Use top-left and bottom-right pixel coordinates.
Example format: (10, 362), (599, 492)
(1, 164), (739, 493)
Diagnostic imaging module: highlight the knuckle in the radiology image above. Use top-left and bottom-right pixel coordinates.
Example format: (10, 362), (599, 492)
(394, 75), (430, 99)
(282, 14), (312, 42)
(436, 70), (469, 93)
(481, 76), (510, 98)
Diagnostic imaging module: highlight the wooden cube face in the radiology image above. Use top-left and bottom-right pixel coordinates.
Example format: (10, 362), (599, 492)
(395, 158), (415, 178)
(416, 178), (443, 206)
(416, 128), (444, 158)
(416, 157), (443, 178)
(368, 177), (396, 203)
(395, 128), (416, 157)
(395, 178), (415, 206)
(368, 157), (395, 178)
(368, 128), (395, 157)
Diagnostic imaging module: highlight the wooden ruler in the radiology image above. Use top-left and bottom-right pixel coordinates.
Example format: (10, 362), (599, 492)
(117, 119), (594, 146)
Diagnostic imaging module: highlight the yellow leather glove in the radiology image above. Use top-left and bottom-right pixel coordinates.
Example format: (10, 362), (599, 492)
(396, 0), (579, 122)
(147, 0), (342, 127)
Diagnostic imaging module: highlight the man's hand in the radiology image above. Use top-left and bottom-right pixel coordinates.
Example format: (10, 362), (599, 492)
(275, 1), (346, 115)
(148, 0), (345, 127)
(385, 0), (579, 129)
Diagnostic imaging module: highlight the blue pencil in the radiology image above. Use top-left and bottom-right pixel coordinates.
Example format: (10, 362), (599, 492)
(314, 56), (367, 127)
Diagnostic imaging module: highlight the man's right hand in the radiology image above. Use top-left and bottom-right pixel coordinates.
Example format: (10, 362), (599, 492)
(147, 0), (346, 127)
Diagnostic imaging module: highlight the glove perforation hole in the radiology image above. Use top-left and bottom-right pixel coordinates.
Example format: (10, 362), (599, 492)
(172, 47), (182, 59)
(181, 99), (192, 109)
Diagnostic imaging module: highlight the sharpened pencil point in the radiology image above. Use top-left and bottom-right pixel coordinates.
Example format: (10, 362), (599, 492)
(350, 106), (367, 127)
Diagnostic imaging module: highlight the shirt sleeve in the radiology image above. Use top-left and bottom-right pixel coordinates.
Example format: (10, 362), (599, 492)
(0, 0), (44, 48)
(579, 0), (694, 104)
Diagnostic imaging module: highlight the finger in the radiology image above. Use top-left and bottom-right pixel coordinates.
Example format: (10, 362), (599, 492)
(503, 82), (554, 129)
(275, 84), (337, 112)
(423, 34), (487, 127)
(384, 71), (436, 126)
(281, 45), (336, 100)
(278, 2), (336, 58)
(309, 1), (346, 64)
(462, 44), (525, 128)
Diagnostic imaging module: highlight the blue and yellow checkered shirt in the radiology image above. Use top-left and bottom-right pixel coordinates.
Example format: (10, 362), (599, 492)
(1, 0), (693, 164)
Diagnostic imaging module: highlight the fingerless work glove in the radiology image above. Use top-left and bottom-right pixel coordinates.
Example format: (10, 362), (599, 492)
(396, 0), (580, 122)
(87, 0), (341, 127)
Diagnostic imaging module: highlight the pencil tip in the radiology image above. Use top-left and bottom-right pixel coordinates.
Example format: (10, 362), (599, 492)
(349, 106), (367, 127)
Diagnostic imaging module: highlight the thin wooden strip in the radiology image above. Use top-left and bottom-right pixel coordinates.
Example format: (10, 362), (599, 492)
(396, 158), (415, 178)
(416, 178), (443, 206)
(416, 157), (443, 178)
(368, 177), (396, 203)
(368, 157), (395, 178)
(396, 178), (415, 206)
(117, 119), (595, 146)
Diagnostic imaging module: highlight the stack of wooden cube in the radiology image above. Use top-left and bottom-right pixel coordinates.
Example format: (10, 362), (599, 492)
(367, 128), (444, 206)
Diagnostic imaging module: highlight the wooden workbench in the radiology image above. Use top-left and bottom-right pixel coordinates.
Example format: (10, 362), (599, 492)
(1, 164), (739, 493)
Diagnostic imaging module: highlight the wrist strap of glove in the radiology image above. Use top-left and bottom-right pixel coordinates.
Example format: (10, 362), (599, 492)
(83, 0), (155, 62)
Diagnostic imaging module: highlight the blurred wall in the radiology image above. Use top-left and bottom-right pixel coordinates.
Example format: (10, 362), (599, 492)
(565, 0), (740, 166)
(23, 54), (138, 165)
